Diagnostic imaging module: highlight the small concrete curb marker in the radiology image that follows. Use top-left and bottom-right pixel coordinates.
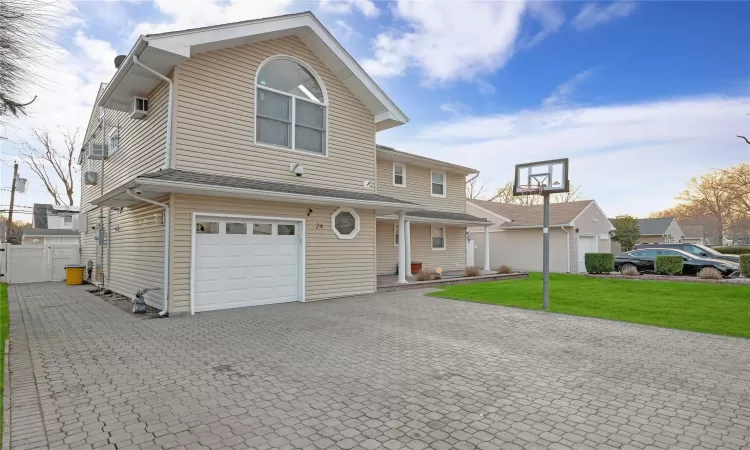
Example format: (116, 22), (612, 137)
(2, 339), (9, 450)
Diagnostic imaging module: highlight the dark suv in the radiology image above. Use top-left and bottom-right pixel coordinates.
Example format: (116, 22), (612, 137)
(634, 243), (740, 263)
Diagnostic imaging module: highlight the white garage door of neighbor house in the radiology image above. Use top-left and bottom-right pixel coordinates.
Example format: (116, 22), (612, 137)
(194, 216), (301, 312)
(578, 235), (598, 273)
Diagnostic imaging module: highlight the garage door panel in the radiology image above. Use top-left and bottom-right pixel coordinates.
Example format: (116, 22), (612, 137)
(194, 216), (301, 312)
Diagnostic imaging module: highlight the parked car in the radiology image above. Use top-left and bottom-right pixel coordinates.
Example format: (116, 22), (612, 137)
(635, 243), (740, 263)
(615, 248), (741, 277)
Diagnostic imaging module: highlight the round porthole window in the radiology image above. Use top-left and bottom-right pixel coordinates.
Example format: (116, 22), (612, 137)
(332, 208), (360, 239)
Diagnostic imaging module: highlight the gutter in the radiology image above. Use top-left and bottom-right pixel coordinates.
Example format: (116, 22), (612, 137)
(132, 55), (174, 170)
(126, 189), (169, 317)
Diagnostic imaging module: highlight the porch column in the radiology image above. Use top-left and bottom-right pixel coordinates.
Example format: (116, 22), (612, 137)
(483, 224), (491, 271)
(397, 212), (407, 283)
(404, 220), (411, 275)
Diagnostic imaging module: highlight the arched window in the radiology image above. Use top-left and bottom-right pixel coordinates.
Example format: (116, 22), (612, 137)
(256, 56), (327, 155)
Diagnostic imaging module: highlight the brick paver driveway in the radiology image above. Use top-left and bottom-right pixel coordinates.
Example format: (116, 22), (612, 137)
(6, 283), (750, 450)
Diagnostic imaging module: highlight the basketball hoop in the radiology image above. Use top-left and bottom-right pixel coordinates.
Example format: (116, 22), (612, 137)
(515, 184), (545, 196)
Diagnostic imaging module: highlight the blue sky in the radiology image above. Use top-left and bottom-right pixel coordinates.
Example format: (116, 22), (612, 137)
(1, 0), (749, 221)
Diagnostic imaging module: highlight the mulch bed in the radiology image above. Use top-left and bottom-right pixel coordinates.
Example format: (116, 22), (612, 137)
(586, 273), (750, 285)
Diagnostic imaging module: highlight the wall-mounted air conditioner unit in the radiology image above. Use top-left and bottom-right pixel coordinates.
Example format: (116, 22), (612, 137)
(84, 171), (99, 185)
(87, 142), (108, 160)
(130, 97), (148, 119)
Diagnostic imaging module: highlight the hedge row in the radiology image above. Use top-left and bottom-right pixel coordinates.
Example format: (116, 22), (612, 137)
(584, 253), (614, 274)
(655, 255), (683, 275)
(712, 246), (750, 255)
(741, 254), (750, 277)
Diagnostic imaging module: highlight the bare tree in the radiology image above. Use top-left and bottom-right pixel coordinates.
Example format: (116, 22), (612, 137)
(0, 0), (60, 118)
(677, 169), (734, 245)
(723, 163), (750, 215)
(19, 128), (79, 205)
(552, 184), (582, 203)
(0, 216), (31, 244)
(466, 176), (491, 200)
(489, 181), (582, 205)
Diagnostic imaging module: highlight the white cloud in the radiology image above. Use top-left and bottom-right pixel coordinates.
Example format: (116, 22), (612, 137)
(573, 1), (636, 31)
(361, 0), (562, 83)
(331, 19), (361, 41)
(132, 0), (295, 38)
(440, 102), (471, 117)
(542, 69), (594, 108)
(381, 96), (750, 217)
(319, 0), (378, 18)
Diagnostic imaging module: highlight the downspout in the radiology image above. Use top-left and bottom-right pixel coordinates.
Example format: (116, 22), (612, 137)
(561, 226), (570, 273)
(126, 189), (169, 316)
(132, 55), (174, 169)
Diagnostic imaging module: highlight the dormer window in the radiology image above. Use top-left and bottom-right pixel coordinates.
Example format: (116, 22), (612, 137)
(255, 56), (328, 156)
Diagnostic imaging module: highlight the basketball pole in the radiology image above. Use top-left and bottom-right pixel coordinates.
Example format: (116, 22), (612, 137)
(542, 193), (550, 310)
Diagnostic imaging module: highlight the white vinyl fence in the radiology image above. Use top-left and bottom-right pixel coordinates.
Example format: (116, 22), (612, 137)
(1, 244), (80, 284)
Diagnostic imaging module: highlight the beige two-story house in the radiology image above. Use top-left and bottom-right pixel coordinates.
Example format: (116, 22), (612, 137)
(78, 12), (490, 315)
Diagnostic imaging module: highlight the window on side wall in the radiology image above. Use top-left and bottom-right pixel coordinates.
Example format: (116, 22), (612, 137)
(393, 223), (399, 246)
(256, 57), (327, 156)
(431, 170), (446, 198)
(106, 129), (119, 157)
(431, 225), (445, 250)
(393, 163), (405, 187)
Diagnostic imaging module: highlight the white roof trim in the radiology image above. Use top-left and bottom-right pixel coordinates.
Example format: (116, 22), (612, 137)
(103, 12), (407, 130)
(466, 201), (513, 224)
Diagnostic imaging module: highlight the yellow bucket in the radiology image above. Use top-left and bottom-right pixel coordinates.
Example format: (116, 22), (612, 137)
(65, 265), (85, 285)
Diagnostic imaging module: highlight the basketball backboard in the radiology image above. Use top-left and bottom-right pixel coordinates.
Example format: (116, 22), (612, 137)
(513, 158), (569, 196)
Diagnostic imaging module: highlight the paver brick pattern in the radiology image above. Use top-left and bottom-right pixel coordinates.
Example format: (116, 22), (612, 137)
(7, 282), (750, 450)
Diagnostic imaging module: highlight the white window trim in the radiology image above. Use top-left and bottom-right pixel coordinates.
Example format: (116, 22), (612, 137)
(106, 128), (119, 157)
(331, 207), (360, 240)
(431, 225), (446, 251)
(253, 55), (329, 158)
(393, 162), (406, 187)
(430, 170), (446, 198)
(393, 223), (399, 247)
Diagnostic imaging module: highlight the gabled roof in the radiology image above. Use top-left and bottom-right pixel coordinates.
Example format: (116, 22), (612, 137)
(376, 145), (478, 175)
(98, 11), (408, 131)
(469, 200), (599, 228)
(680, 224), (704, 239)
(637, 217), (674, 235)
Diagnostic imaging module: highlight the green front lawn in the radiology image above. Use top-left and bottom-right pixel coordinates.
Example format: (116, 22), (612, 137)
(428, 273), (750, 338)
(0, 283), (7, 441)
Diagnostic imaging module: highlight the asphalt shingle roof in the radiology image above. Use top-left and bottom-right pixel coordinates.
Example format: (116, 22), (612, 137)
(470, 200), (594, 227)
(137, 169), (415, 206)
(637, 217), (674, 235)
(407, 210), (490, 223)
(680, 224), (704, 239)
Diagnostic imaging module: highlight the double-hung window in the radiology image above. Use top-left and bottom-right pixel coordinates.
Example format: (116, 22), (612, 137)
(431, 170), (446, 197)
(431, 226), (445, 250)
(105, 129), (119, 157)
(393, 163), (405, 187)
(256, 57), (327, 155)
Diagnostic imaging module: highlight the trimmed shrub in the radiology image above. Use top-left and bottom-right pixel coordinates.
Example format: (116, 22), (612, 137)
(697, 267), (723, 280)
(620, 265), (640, 276)
(464, 266), (482, 277)
(741, 254), (750, 277)
(415, 269), (435, 281)
(712, 246), (750, 255)
(584, 253), (615, 274)
(655, 255), (683, 275)
(496, 264), (513, 274)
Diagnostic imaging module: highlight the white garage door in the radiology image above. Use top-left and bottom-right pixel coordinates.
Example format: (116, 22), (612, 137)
(577, 235), (598, 273)
(194, 216), (301, 312)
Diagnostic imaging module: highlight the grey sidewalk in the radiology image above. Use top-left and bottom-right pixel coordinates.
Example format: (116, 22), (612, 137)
(5, 282), (750, 450)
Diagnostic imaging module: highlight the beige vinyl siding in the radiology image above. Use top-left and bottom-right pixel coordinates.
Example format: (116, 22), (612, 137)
(571, 203), (613, 254)
(376, 159), (466, 212)
(173, 36), (376, 193)
(471, 229), (570, 273)
(170, 194), (376, 313)
(106, 200), (167, 308)
(376, 221), (467, 275)
(78, 80), (169, 298)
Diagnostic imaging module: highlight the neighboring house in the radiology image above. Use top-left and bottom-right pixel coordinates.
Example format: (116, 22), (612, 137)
(680, 224), (705, 244)
(636, 218), (684, 244)
(24, 203), (80, 245)
(467, 200), (614, 274)
(22, 229), (81, 245)
(77, 12), (490, 315)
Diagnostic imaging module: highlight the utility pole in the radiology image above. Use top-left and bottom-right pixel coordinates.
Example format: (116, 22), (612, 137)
(5, 162), (18, 243)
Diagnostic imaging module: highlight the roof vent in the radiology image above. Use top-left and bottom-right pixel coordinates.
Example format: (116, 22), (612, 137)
(114, 55), (126, 69)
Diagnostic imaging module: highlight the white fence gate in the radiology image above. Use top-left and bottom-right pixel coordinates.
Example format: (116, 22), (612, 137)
(1, 244), (79, 283)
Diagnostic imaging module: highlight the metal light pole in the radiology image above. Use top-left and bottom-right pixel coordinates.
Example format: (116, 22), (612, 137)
(5, 162), (18, 243)
(542, 194), (550, 310)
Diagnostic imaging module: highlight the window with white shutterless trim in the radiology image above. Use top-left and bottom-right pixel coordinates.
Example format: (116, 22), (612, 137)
(431, 225), (446, 250)
(393, 223), (399, 246)
(255, 56), (328, 155)
(105, 128), (119, 156)
(431, 170), (446, 198)
(332, 208), (360, 239)
(393, 162), (406, 187)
